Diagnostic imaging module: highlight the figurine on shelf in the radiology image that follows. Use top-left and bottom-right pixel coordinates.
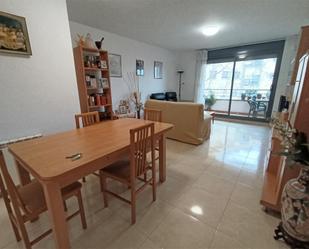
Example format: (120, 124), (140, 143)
(85, 33), (95, 48)
(95, 37), (104, 50)
(75, 34), (85, 47)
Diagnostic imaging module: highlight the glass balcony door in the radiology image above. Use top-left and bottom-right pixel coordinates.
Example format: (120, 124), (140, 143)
(204, 57), (278, 121)
(204, 61), (234, 114)
(230, 58), (277, 120)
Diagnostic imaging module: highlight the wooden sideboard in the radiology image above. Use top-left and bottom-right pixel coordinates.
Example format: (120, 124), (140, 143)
(260, 124), (300, 212)
(260, 26), (309, 212)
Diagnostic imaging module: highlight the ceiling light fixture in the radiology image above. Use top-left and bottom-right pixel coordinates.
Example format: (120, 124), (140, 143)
(201, 26), (220, 36)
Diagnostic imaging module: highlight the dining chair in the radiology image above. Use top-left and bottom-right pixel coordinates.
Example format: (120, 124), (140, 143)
(0, 150), (87, 249)
(247, 100), (267, 117)
(144, 108), (162, 122)
(75, 111), (100, 182)
(144, 108), (161, 161)
(100, 123), (156, 224)
(75, 111), (100, 129)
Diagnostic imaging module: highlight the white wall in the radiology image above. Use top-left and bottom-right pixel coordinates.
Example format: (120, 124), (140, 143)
(176, 51), (196, 101)
(273, 35), (299, 113)
(69, 21), (178, 109)
(0, 0), (80, 142)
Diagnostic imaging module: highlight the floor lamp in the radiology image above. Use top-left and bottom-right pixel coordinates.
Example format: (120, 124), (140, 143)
(177, 70), (184, 101)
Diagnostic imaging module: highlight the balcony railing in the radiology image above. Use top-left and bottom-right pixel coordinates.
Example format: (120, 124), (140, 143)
(203, 88), (271, 101)
(204, 88), (270, 118)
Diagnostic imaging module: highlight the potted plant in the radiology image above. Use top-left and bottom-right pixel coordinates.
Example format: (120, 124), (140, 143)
(204, 93), (216, 111)
(272, 118), (309, 247)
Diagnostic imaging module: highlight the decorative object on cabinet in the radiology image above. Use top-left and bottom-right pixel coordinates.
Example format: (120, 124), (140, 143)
(136, 59), (144, 76)
(75, 34), (85, 47)
(154, 61), (163, 79)
(124, 72), (143, 119)
(73, 45), (113, 121)
(0, 11), (32, 55)
(109, 53), (122, 77)
(272, 118), (309, 247)
(95, 37), (104, 50)
(84, 33), (95, 48)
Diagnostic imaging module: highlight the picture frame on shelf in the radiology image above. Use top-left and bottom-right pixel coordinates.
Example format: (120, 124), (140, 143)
(101, 78), (109, 88)
(136, 59), (144, 76)
(108, 53), (122, 77)
(101, 60), (108, 69)
(119, 105), (128, 114)
(0, 11), (32, 55)
(154, 61), (163, 79)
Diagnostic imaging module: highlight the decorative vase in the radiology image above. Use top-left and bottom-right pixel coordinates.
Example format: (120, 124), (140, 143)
(275, 167), (309, 246)
(95, 37), (104, 50)
(85, 33), (95, 48)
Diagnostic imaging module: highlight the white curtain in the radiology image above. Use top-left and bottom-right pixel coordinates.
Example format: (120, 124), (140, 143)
(194, 50), (208, 104)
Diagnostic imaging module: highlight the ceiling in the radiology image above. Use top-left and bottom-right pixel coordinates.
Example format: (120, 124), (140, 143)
(66, 0), (309, 51)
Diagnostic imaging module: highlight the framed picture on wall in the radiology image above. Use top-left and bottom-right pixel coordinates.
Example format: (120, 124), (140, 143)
(0, 11), (32, 55)
(108, 53), (122, 77)
(136, 59), (144, 76)
(154, 61), (163, 79)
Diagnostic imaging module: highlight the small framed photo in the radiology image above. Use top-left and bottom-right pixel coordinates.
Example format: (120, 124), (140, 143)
(0, 11), (32, 55)
(119, 105), (127, 114)
(108, 53), (122, 77)
(101, 78), (109, 88)
(136, 59), (144, 76)
(101, 60), (108, 69)
(154, 61), (163, 79)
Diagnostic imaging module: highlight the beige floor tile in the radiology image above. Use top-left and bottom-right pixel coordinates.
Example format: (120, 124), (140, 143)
(105, 225), (148, 249)
(205, 160), (241, 182)
(230, 183), (263, 212)
(210, 231), (248, 249)
(149, 208), (215, 248)
(218, 202), (282, 249)
(193, 171), (236, 199)
(173, 187), (229, 228)
(138, 238), (162, 249)
(238, 169), (264, 189)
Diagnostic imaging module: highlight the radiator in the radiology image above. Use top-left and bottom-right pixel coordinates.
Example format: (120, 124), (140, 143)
(0, 133), (42, 149)
(0, 134), (42, 191)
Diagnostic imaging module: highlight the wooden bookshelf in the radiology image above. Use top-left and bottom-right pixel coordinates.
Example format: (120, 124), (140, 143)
(73, 45), (113, 121)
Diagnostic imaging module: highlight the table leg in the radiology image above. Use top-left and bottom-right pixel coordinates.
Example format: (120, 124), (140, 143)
(159, 134), (166, 183)
(43, 181), (70, 249)
(15, 160), (31, 186)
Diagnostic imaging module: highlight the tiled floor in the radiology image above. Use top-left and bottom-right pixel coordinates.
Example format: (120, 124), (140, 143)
(0, 121), (289, 249)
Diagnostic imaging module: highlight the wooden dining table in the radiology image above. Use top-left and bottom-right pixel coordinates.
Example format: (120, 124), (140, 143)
(8, 118), (173, 248)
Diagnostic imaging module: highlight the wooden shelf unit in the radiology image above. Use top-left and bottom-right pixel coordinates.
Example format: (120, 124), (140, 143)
(73, 45), (113, 121)
(260, 26), (309, 212)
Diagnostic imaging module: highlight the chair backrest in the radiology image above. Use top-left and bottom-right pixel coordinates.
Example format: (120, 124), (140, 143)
(75, 111), (100, 129)
(247, 100), (257, 110)
(0, 151), (28, 216)
(129, 123), (155, 177)
(144, 108), (162, 122)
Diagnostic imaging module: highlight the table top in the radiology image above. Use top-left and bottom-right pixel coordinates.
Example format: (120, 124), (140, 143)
(9, 118), (173, 181)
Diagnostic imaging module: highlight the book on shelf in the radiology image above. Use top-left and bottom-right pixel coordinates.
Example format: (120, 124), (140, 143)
(85, 75), (97, 88)
(88, 94), (108, 106)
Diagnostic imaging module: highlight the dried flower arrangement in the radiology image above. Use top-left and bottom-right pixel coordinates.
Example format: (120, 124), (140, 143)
(124, 72), (143, 118)
(272, 118), (309, 167)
